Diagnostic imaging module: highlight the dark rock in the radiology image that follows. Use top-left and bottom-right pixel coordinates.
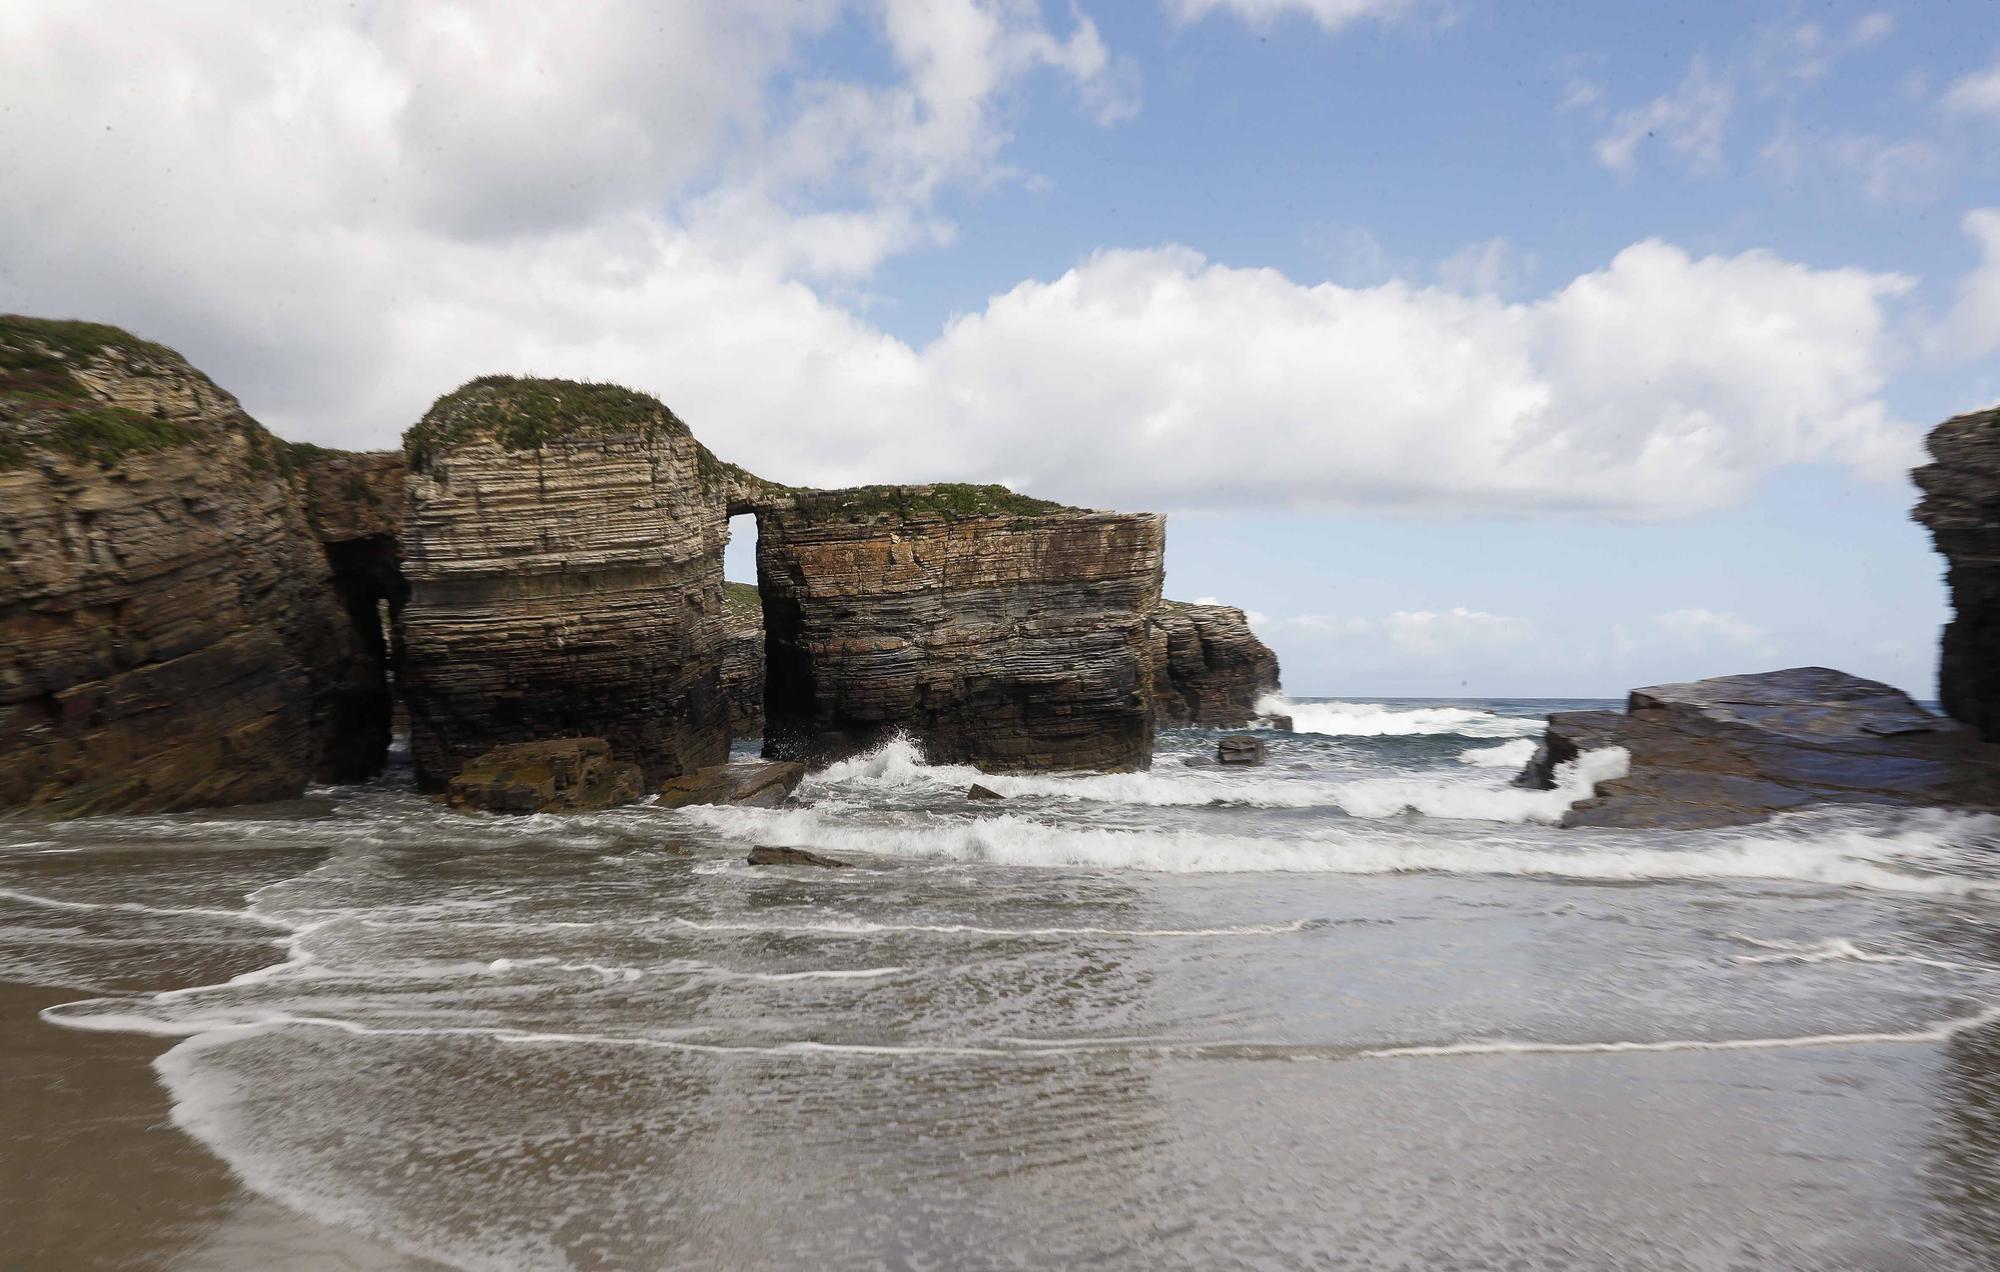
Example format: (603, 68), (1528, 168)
(1520, 667), (2000, 829)
(1257, 713), (1295, 732)
(1149, 599), (1281, 728)
(1218, 736), (1267, 766)
(721, 581), (764, 739)
(656, 760), (805, 809)
(0, 316), (389, 814)
(1915, 407), (2000, 742)
(968, 783), (1005, 800)
(755, 485), (1164, 772)
(446, 737), (643, 814)
(747, 844), (851, 868)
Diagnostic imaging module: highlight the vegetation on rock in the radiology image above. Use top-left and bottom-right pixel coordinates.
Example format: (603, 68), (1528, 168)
(406, 376), (692, 473)
(788, 483), (1072, 525)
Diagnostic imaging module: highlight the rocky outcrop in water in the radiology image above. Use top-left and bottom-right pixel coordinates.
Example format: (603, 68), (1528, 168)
(1519, 667), (2000, 829)
(1150, 599), (1280, 727)
(721, 581), (764, 739)
(397, 378), (734, 791)
(1915, 407), (2000, 742)
(445, 737), (644, 814)
(753, 485), (1165, 772)
(0, 316), (379, 814)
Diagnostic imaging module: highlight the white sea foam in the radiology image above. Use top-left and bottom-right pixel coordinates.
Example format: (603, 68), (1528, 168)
(1727, 934), (1989, 975)
(1256, 694), (1545, 739)
(1458, 739), (1538, 768)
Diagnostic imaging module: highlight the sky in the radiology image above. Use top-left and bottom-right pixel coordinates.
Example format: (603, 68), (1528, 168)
(3, 0), (1997, 698)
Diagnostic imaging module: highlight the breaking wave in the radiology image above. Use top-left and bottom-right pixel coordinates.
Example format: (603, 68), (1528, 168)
(1255, 694), (1546, 739)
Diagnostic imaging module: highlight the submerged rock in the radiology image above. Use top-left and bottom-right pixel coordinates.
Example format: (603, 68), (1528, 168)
(1218, 736), (1267, 766)
(747, 844), (851, 868)
(446, 738), (643, 814)
(968, 783), (1005, 801)
(756, 484), (1164, 772)
(1150, 599), (1281, 727)
(1914, 406), (2000, 742)
(1519, 667), (2000, 829)
(656, 760), (805, 809)
(0, 316), (389, 814)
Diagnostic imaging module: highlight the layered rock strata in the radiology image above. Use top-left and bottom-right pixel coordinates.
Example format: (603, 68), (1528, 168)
(446, 738), (642, 814)
(754, 484), (1165, 771)
(0, 316), (368, 813)
(1518, 666), (2000, 829)
(1150, 599), (1280, 727)
(721, 581), (764, 738)
(1914, 407), (2000, 741)
(398, 378), (732, 790)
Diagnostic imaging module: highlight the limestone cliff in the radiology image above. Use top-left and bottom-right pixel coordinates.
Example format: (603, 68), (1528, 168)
(754, 484), (1165, 771)
(397, 378), (732, 789)
(1149, 599), (1280, 727)
(1914, 406), (2000, 741)
(0, 316), (367, 813)
(1518, 667), (2000, 829)
(722, 581), (764, 738)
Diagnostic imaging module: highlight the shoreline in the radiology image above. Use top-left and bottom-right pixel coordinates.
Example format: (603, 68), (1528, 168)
(0, 979), (438, 1270)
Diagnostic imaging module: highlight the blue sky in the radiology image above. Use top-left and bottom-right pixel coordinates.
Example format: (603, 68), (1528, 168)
(4, 1), (1998, 696)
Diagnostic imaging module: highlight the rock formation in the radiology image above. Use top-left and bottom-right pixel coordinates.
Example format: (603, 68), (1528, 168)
(446, 737), (643, 814)
(1149, 599), (1280, 727)
(753, 484), (1165, 771)
(655, 760), (804, 809)
(721, 581), (764, 738)
(0, 316), (379, 814)
(1518, 667), (2000, 829)
(1915, 406), (2000, 742)
(397, 378), (733, 790)
(1217, 736), (1267, 766)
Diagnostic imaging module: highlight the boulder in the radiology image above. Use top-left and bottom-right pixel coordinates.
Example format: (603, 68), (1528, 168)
(967, 783), (1005, 801)
(1518, 667), (2000, 829)
(1218, 736), (1267, 766)
(1914, 407), (2000, 742)
(754, 484), (1164, 772)
(747, 845), (851, 868)
(445, 738), (643, 814)
(1149, 599), (1282, 727)
(656, 760), (805, 809)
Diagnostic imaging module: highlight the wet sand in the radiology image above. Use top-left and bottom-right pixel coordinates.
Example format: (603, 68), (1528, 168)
(0, 981), (433, 1271)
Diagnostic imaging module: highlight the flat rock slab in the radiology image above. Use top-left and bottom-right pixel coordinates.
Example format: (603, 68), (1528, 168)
(1518, 666), (2000, 829)
(657, 761), (806, 810)
(747, 845), (851, 868)
(447, 738), (643, 814)
(1218, 736), (1267, 766)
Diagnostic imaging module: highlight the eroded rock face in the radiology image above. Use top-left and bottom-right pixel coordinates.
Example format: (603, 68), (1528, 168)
(755, 485), (1165, 771)
(0, 316), (371, 813)
(1150, 599), (1280, 727)
(721, 581), (764, 739)
(1519, 666), (2000, 829)
(1915, 407), (2000, 741)
(445, 737), (642, 814)
(656, 760), (804, 809)
(398, 378), (733, 790)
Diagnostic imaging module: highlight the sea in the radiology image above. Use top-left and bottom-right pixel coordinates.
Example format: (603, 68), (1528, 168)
(6, 696), (2000, 1270)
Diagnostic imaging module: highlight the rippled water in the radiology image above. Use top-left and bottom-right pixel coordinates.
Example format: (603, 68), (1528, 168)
(8, 698), (2000, 1269)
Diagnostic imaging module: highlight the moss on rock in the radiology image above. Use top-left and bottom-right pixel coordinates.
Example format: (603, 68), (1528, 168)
(787, 482), (1073, 526)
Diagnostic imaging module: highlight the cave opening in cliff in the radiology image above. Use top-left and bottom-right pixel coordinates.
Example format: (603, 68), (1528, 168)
(724, 513), (769, 743)
(321, 534), (410, 782)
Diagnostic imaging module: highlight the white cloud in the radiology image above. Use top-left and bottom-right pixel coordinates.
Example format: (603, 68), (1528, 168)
(1759, 122), (1944, 205)
(0, 0), (1928, 521)
(1940, 208), (2000, 358)
(1651, 607), (1772, 654)
(1166, 0), (1425, 34)
(1595, 55), (1733, 177)
(1944, 57), (2000, 120)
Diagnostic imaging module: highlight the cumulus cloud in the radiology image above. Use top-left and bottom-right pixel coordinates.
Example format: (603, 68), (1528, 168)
(1944, 56), (2000, 120)
(1940, 208), (2000, 359)
(0, 0), (1927, 519)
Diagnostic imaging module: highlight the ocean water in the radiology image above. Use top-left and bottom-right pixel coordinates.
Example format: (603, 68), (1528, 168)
(7, 696), (2000, 1269)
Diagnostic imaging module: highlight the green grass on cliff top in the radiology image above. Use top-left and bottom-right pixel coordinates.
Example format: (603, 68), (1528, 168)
(0, 316), (205, 469)
(407, 375), (699, 473)
(787, 483), (1073, 524)
(722, 580), (761, 615)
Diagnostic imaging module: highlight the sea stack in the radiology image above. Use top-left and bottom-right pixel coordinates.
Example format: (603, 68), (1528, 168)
(1914, 406), (2000, 742)
(0, 316), (384, 813)
(397, 378), (733, 789)
(1150, 599), (1281, 727)
(754, 484), (1166, 771)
